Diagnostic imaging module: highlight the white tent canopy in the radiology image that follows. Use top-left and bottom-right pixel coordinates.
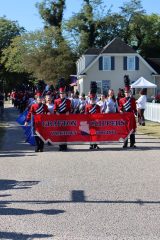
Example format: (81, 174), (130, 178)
(130, 77), (157, 88)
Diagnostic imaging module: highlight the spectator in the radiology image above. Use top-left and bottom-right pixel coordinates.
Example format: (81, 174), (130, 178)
(136, 88), (147, 126)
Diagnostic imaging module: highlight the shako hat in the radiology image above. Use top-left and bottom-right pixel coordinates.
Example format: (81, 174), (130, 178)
(124, 75), (130, 92)
(57, 77), (66, 93)
(90, 81), (97, 99)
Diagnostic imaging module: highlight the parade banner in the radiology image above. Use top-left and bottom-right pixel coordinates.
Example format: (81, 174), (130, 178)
(34, 113), (136, 144)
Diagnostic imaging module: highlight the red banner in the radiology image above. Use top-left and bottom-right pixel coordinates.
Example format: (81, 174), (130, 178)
(34, 113), (136, 144)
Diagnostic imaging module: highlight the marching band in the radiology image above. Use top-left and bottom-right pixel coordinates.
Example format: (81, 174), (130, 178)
(10, 75), (141, 152)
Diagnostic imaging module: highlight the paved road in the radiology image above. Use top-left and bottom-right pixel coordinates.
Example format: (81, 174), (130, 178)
(0, 103), (160, 240)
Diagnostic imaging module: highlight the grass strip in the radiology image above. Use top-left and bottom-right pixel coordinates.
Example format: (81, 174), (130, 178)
(137, 121), (160, 139)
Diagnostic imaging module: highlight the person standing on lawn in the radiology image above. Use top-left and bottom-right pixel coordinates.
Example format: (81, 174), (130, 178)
(136, 88), (147, 126)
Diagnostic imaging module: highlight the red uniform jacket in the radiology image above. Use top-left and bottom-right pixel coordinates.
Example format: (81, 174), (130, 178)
(119, 97), (137, 114)
(26, 103), (49, 122)
(54, 98), (71, 114)
(85, 104), (101, 114)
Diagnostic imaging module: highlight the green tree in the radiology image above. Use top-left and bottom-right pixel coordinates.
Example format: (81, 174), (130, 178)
(0, 17), (24, 52)
(36, 0), (65, 37)
(94, 13), (123, 48)
(0, 17), (26, 92)
(119, 0), (145, 44)
(1, 28), (76, 85)
(65, 0), (110, 54)
(138, 14), (160, 57)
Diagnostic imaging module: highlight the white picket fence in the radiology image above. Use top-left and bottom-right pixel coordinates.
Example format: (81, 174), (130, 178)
(144, 102), (160, 123)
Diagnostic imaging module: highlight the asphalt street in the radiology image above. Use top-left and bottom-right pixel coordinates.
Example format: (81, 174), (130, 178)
(0, 103), (160, 240)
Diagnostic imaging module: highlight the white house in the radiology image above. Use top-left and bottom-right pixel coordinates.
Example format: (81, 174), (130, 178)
(76, 37), (160, 99)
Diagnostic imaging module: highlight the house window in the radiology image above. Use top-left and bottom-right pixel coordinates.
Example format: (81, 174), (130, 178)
(127, 56), (135, 70)
(96, 80), (111, 95)
(102, 80), (110, 95)
(96, 81), (102, 94)
(99, 56), (115, 70)
(124, 56), (139, 70)
(103, 56), (111, 70)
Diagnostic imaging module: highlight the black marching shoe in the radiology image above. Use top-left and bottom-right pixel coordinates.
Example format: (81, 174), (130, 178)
(94, 144), (100, 149)
(59, 145), (68, 151)
(122, 145), (128, 149)
(130, 144), (136, 148)
(59, 146), (62, 151)
(63, 145), (68, 151)
(35, 147), (39, 152)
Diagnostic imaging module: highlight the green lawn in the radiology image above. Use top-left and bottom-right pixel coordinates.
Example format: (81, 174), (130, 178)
(137, 120), (160, 139)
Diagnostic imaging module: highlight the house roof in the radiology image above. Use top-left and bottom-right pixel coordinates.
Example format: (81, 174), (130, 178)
(83, 37), (136, 56)
(145, 58), (160, 74)
(101, 37), (136, 54)
(84, 48), (102, 55)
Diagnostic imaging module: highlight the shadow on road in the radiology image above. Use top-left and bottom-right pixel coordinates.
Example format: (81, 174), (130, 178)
(1, 190), (160, 207)
(0, 179), (39, 191)
(0, 179), (65, 216)
(0, 231), (53, 240)
(0, 204), (65, 216)
(65, 146), (160, 152)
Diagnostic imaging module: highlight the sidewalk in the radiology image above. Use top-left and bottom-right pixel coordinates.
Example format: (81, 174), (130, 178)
(1, 102), (35, 155)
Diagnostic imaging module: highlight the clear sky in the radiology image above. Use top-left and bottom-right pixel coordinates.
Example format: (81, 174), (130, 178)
(0, 0), (160, 32)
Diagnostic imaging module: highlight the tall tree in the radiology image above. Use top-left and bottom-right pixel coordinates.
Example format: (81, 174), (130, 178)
(36, 0), (65, 38)
(119, 0), (145, 44)
(65, 0), (109, 54)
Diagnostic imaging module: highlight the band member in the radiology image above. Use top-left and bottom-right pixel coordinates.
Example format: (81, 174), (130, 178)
(45, 94), (54, 114)
(54, 78), (71, 151)
(85, 82), (101, 150)
(24, 96), (49, 152)
(97, 94), (106, 112)
(119, 75), (137, 148)
(79, 93), (86, 114)
(72, 91), (81, 114)
(116, 88), (125, 106)
(102, 89), (118, 113)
